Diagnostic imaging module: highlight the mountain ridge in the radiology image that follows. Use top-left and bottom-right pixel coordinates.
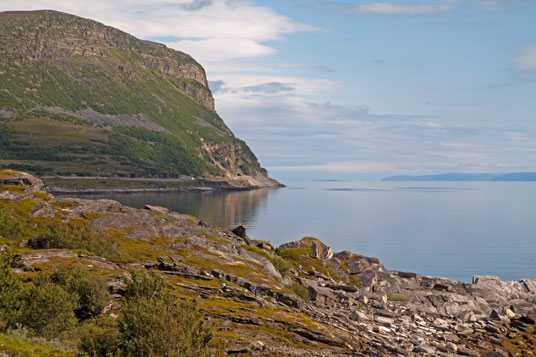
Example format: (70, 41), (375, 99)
(0, 10), (279, 187)
(383, 172), (536, 181)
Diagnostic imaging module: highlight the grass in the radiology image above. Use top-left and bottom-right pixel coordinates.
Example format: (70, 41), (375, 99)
(43, 177), (197, 190)
(241, 245), (272, 260)
(386, 292), (409, 302)
(0, 332), (74, 356)
(0, 184), (25, 193)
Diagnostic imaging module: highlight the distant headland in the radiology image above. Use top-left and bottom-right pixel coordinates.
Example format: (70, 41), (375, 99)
(383, 172), (536, 182)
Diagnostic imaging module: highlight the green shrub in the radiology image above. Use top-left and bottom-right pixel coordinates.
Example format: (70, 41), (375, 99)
(0, 249), (22, 330)
(270, 255), (290, 277)
(386, 292), (409, 302)
(0, 206), (23, 242)
(52, 264), (110, 320)
(77, 317), (121, 357)
(18, 274), (78, 338)
(118, 272), (217, 357)
(287, 282), (310, 301)
(123, 270), (166, 300)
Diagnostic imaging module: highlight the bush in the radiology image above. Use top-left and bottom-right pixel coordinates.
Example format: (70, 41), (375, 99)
(0, 206), (22, 242)
(270, 255), (290, 277)
(386, 292), (409, 302)
(287, 282), (310, 301)
(18, 274), (78, 338)
(0, 249), (22, 330)
(123, 270), (166, 300)
(77, 317), (121, 357)
(52, 264), (110, 320)
(118, 272), (216, 357)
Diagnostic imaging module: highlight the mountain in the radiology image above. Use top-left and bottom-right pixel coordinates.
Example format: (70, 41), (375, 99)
(491, 172), (536, 181)
(0, 10), (278, 186)
(383, 172), (536, 181)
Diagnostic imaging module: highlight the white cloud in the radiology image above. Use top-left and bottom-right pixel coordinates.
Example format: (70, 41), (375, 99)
(515, 45), (536, 70)
(0, 0), (314, 63)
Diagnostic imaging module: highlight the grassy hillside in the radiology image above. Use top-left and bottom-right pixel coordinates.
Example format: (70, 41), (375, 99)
(0, 10), (266, 180)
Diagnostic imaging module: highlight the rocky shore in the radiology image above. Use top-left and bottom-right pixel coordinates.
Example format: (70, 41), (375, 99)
(1, 171), (535, 356)
(43, 175), (284, 195)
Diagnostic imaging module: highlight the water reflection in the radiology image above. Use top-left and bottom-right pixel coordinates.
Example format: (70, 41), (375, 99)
(66, 188), (275, 229)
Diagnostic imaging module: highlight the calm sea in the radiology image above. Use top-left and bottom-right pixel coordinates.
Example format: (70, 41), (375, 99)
(69, 180), (536, 282)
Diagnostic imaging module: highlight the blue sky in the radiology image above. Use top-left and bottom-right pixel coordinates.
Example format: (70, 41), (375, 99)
(2, 0), (535, 180)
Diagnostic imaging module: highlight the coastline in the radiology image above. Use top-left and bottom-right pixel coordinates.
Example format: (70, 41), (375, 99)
(43, 175), (285, 195)
(1, 171), (535, 356)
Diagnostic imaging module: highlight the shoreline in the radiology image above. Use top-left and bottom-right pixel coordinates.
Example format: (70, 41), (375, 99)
(47, 184), (253, 195)
(2, 171), (535, 355)
(43, 175), (284, 195)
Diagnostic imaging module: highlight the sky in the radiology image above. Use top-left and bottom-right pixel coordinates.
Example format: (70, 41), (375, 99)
(1, 0), (535, 181)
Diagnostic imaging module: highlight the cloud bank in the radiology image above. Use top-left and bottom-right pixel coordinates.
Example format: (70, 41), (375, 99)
(0, 0), (313, 63)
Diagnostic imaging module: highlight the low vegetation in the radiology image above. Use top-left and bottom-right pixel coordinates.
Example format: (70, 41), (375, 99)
(28, 221), (125, 261)
(386, 292), (409, 302)
(0, 249), (219, 356)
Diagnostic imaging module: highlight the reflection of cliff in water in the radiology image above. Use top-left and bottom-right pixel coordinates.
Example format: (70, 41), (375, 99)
(69, 188), (275, 230)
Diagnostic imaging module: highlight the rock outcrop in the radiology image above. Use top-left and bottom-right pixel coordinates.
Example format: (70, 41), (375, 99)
(1, 172), (535, 356)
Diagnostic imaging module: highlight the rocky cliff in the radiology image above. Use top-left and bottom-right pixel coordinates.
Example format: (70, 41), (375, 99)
(1, 171), (535, 356)
(0, 10), (278, 186)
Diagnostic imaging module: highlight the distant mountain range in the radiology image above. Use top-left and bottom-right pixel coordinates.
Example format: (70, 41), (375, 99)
(382, 172), (536, 181)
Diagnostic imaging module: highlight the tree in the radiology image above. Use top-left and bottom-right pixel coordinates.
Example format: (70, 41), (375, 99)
(119, 272), (216, 357)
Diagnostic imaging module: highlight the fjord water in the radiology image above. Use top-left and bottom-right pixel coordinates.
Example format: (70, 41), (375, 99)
(82, 181), (536, 282)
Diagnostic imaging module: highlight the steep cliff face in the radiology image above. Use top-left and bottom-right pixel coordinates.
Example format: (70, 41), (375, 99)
(0, 10), (213, 109)
(0, 10), (276, 184)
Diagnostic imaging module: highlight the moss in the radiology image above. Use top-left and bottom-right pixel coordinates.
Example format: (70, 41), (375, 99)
(242, 245), (271, 260)
(386, 292), (409, 302)
(80, 211), (106, 220)
(115, 237), (174, 262)
(194, 229), (230, 244)
(0, 184), (25, 193)
(32, 191), (48, 200)
(10, 199), (40, 213)
(0, 169), (21, 177)
(277, 248), (314, 262)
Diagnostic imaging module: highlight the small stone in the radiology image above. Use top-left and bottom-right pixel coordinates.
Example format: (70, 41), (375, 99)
(445, 342), (457, 352)
(481, 351), (507, 357)
(444, 333), (460, 343)
(356, 269), (377, 289)
(412, 344), (435, 354)
(458, 347), (480, 357)
(489, 309), (500, 320)
(349, 310), (368, 322)
(505, 308), (516, 319)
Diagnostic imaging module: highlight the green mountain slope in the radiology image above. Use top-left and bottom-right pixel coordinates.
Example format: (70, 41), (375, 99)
(0, 10), (273, 183)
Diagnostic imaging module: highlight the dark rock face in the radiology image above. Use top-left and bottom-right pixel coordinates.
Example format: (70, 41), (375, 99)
(232, 225), (249, 241)
(0, 10), (212, 110)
